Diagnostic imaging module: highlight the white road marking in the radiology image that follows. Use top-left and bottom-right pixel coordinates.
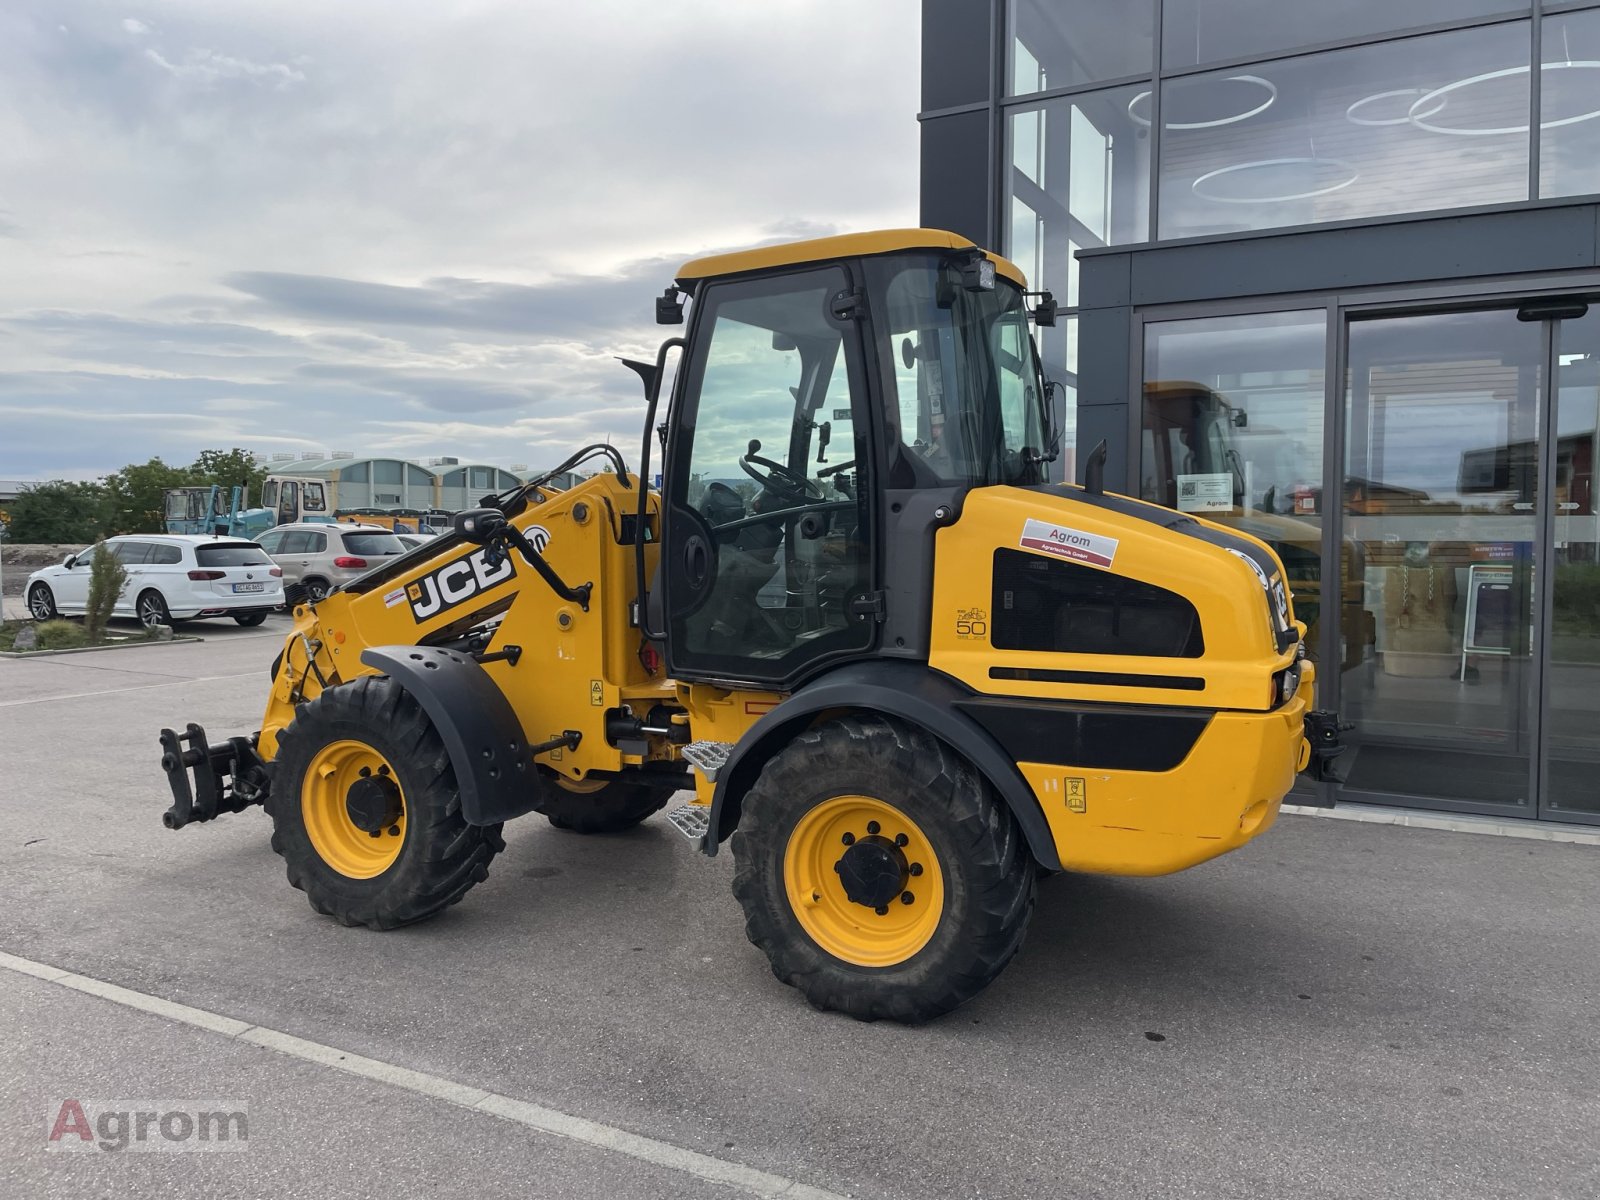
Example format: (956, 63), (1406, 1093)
(0, 671), (261, 707)
(0, 948), (847, 1200)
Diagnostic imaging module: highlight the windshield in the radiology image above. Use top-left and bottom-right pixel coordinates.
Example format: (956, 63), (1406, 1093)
(865, 254), (1049, 488)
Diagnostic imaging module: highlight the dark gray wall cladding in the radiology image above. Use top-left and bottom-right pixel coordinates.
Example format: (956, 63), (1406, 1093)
(920, 111), (990, 244)
(920, 0), (993, 111)
(1112, 203), (1600, 308)
(1070, 305), (1132, 493)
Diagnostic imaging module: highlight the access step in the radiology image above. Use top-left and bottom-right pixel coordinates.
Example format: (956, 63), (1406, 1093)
(666, 803), (711, 843)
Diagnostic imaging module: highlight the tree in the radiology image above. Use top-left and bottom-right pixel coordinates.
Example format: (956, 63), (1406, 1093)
(189, 448), (267, 506)
(104, 458), (193, 534)
(84, 542), (129, 641)
(5, 481), (111, 544)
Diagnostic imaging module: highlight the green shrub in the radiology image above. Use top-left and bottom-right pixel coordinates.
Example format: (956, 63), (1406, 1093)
(35, 620), (89, 650)
(0, 621), (20, 651)
(84, 541), (129, 641)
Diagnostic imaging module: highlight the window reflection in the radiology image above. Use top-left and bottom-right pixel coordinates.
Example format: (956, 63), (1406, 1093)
(1158, 22), (1531, 239)
(1139, 310), (1336, 662)
(1008, 0), (1154, 95)
(1162, 0), (1528, 72)
(1540, 7), (1600, 200)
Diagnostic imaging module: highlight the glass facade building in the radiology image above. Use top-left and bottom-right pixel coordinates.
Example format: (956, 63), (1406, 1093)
(921, 0), (1600, 823)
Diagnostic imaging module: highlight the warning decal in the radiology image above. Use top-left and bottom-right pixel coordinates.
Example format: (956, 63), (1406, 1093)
(1019, 518), (1119, 569)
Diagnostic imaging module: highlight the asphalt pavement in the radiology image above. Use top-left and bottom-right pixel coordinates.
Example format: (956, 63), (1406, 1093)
(1, 614), (1597, 1199)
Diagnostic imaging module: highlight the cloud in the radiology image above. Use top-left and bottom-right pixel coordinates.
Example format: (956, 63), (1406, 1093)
(121, 17), (148, 35)
(143, 46), (307, 88)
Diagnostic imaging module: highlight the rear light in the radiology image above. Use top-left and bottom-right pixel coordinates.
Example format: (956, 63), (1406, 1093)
(333, 556), (368, 569)
(269, 567), (282, 577)
(187, 569), (225, 580)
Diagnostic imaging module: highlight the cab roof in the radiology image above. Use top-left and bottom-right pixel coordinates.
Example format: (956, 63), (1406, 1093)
(674, 228), (1027, 290)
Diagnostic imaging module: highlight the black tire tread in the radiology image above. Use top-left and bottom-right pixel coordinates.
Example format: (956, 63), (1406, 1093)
(537, 777), (675, 834)
(730, 715), (1036, 1023)
(266, 675), (503, 929)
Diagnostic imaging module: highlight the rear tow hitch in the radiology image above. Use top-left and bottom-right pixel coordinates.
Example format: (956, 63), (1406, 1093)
(158, 723), (270, 829)
(1304, 710), (1354, 783)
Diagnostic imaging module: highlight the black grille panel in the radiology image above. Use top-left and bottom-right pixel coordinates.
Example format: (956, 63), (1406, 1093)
(991, 548), (1203, 658)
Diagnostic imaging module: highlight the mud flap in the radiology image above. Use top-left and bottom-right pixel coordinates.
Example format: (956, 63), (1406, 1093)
(360, 645), (543, 825)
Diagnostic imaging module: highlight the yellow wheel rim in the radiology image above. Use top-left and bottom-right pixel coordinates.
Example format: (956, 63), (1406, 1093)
(301, 740), (407, 879)
(783, 795), (945, 968)
(556, 776), (610, 795)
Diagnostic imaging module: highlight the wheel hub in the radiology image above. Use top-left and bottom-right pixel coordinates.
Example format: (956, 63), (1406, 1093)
(346, 774), (403, 834)
(835, 836), (908, 909)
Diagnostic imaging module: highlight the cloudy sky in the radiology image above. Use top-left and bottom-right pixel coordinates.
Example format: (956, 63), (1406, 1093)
(0, 0), (921, 480)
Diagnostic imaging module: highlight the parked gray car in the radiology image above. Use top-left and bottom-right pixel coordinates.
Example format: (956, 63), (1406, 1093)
(255, 522), (406, 601)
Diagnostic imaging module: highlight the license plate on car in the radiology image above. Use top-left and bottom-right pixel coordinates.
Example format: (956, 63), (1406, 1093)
(233, 583), (265, 593)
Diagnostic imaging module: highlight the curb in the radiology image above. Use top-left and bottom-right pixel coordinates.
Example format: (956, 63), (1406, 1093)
(0, 635), (205, 659)
(1283, 802), (1600, 846)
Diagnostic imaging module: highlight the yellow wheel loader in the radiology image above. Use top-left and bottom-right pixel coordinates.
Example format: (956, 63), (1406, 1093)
(158, 229), (1345, 1022)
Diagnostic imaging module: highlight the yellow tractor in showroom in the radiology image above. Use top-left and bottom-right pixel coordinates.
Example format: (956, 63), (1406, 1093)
(158, 230), (1343, 1022)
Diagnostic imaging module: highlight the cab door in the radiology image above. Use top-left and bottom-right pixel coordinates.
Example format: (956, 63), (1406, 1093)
(662, 264), (877, 687)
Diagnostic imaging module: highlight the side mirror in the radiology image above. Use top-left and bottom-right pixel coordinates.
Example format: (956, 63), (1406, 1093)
(452, 508), (508, 545)
(1032, 291), (1057, 327)
(1231, 409), (1249, 428)
(656, 287), (684, 325)
(63, 554), (78, 569)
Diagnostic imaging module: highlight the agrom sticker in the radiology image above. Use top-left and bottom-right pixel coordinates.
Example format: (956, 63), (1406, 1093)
(1019, 518), (1119, 569)
(383, 586), (406, 609)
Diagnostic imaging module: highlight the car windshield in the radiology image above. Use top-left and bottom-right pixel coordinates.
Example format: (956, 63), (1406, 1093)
(196, 543), (274, 567)
(865, 253), (1050, 488)
(342, 532), (404, 556)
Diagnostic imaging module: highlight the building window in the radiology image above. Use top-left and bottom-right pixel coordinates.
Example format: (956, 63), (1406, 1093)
(1008, 0), (1155, 95)
(443, 469), (465, 487)
(469, 467), (492, 491)
(1156, 21), (1531, 240)
(1139, 309), (1330, 660)
(341, 462), (369, 484)
(407, 464), (432, 487)
(372, 460), (403, 486)
(1161, 0), (1528, 72)
(1540, 7), (1600, 200)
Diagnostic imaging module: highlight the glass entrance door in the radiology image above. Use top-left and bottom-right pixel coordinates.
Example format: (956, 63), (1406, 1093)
(1340, 309), (1543, 813)
(1543, 310), (1600, 821)
(1337, 302), (1599, 823)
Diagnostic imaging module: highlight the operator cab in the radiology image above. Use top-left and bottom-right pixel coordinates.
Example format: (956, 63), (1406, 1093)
(656, 231), (1056, 689)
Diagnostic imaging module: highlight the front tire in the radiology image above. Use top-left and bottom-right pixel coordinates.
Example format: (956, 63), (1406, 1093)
(537, 774), (677, 833)
(731, 716), (1036, 1023)
(27, 583), (58, 620)
(303, 577), (331, 602)
(267, 675), (505, 929)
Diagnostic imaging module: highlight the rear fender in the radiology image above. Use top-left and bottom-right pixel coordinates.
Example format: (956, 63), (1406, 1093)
(360, 645), (541, 825)
(702, 661), (1061, 871)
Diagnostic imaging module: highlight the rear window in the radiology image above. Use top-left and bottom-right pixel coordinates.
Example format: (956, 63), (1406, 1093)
(196, 543), (275, 567)
(341, 532), (404, 556)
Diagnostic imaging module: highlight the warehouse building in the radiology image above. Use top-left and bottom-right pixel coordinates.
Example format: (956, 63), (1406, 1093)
(922, 0), (1600, 824)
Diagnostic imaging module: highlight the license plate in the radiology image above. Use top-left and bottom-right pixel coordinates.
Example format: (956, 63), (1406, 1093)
(233, 583), (265, 593)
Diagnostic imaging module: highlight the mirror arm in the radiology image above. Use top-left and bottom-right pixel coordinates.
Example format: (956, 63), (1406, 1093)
(634, 336), (686, 642)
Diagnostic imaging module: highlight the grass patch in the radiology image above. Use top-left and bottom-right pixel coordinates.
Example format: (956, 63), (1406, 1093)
(0, 621), (20, 652)
(0, 616), (172, 653)
(35, 619), (91, 650)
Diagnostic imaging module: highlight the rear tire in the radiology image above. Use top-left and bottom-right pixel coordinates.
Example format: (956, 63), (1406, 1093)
(303, 578), (331, 602)
(731, 715), (1036, 1023)
(136, 590), (171, 628)
(233, 612), (268, 627)
(27, 584), (57, 621)
(537, 775), (677, 834)
(267, 675), (505, 929)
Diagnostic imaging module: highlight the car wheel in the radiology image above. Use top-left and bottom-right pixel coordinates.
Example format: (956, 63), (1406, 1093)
(27, 584), (58, 621)
(233, 612), (268, 627)
(304, 578), (330, 602)
(136, 590), (172, 628)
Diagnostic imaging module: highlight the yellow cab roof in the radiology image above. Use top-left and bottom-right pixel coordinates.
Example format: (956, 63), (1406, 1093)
(675, 228), (1027, 290)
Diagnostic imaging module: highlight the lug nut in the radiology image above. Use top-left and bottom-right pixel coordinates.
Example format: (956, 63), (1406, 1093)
(388, 825), (400, 836)
(901, 891), (914, 905)
(909, 863), (923, 876)
(834, 862), (843, 873)
(874, 905), (888, 916)
(894, 833), (908, 847)
(866, 821), (880, 835)
(368, 829), (381, 839)
(358, 766), (371, 778)
(841, 832), (855, 846)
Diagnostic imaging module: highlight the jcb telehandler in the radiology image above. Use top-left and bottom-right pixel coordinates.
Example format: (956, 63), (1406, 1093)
(159, 230), (1344, 1022)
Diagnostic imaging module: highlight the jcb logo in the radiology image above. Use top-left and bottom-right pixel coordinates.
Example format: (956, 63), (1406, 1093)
(407, 528), (546, 622)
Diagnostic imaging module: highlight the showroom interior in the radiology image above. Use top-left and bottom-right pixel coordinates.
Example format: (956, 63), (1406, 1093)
(921, 0), (1600, 823)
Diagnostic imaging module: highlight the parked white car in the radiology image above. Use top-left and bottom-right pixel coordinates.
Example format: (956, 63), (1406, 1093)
(25, 535), (285, 627)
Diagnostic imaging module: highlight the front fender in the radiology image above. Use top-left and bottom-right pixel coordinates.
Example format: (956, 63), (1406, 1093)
(703, 661), (1061, 871)
(360, 645), (541, 826)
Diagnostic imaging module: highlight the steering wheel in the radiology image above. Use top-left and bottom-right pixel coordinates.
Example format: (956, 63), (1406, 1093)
(739, 438), (824, 504)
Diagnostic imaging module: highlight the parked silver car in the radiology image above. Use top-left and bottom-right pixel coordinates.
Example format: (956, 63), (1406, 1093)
(255, 522), (406, 601)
